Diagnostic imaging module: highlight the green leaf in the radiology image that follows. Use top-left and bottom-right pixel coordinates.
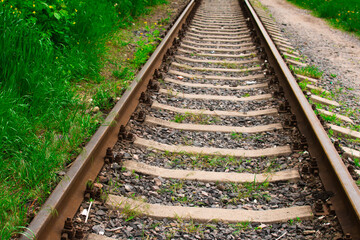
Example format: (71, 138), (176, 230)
(59, 9), (69, 17)
(54, 12), (61, 20)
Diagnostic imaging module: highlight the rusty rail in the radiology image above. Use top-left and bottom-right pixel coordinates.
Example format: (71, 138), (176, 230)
(241, 0), (360, 237)
(20, 1), (196, 239)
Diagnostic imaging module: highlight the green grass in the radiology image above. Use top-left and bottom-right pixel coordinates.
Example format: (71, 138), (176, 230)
(163, 151), (244, 170)
(172, 112), (220, 125)
(287, 0), (360, 36)
(290, 65), (323, 79)
(231, 222), (252, 235)
(225, 180), (271, 204)
(0, 0), (168, 238)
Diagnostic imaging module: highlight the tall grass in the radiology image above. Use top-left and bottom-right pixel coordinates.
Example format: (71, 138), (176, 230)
(287, 0), (360, 35)
(0, 0), (167, 238)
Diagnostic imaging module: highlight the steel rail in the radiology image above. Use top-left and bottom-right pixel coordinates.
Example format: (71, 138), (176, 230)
(20, 1), (196, 239)
(241, 0), (360, 237)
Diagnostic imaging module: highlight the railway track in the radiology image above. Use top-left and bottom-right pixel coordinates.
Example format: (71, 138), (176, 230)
(21, 0), (360, 239)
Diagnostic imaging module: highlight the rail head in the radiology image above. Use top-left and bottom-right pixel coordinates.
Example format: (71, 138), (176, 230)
(20, 1), (196, 239)
(242, 0), (360, 237)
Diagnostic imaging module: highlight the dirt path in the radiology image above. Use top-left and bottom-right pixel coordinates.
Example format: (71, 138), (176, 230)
(258, 0), (360, 97)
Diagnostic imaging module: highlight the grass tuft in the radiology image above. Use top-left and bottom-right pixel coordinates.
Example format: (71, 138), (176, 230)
(290, 65), (323, 79)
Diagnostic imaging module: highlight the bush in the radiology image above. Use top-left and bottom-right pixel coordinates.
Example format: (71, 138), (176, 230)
(0, 0), (168, 238)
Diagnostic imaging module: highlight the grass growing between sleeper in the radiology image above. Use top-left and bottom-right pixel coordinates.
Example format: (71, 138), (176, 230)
(172, 112), (220, 124)
(290, 65), (323, 79)
(0, 0), (171, 238)
(151, 150), (282, 173)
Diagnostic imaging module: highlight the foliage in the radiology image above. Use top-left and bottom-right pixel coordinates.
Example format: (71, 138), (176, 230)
(129, 25), (161, 68)
(114, 0), (168, 28)
(0, 0), (168, 238)
(355, 158), (360, 168)
(287, 0), (360, 35)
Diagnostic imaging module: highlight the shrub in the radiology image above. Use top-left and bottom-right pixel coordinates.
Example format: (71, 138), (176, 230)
(0, 0), (168, 238)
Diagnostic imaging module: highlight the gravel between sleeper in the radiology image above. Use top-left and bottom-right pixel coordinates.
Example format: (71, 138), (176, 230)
(106, 170), (311, 210)
(169, 67), (265, 79)
(178, 51), (259, 61)
(113, 141), (301, 173)
(147, 108), (282, 126)
(173, 59), (259, 69)
(181, 43), (247, 50)
(154, 95), (279, 112)
(160, 82), (270, 96)
(130, 121), (292, 149)
(73, 208), (342, 239)
(165, 72), (268, 86)
(178, 47), (255, 56)
(71, 156), (343, 239)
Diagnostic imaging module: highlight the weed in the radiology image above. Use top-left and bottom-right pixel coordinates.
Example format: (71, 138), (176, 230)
(174, 216), (205, 236)
(14, 227), (36, 240)
(48, 207), (59, 218)
(174, 195), (194, 204)
(288, 217), (302, 225)
(354, 158), (360, 168)
(231, 221), (252, 235)
(169, 180), (184, 193)
(287, 48), (295, 54)
(216, 62), (246, 69)
(164, 151), (245, 171)
(129, 27), (161, 69)
(290, 65), (323, 79)
(284, 54), (302, 62)
(120, 202), (144, 222)
(113, 66), (134, 80)
(182, 136), (193, 146)
(231, 132), (244, 140)
(92, 88), (114, 111)
(206, 224), (217, 229)
(249, 134), (263, 142)
(172, 112), (220, 125)
(174, 113), (187, 123)
(164, 150), (172, 157)
(265, 159), (281, 173)
(226, 178), (271, 204)
(310, 88), (334, 101)
(159, 179), (184, 194)
(158, 16), (171, 25)
(319, 113), (343, 126)
(151, 222), (161, 229)
(166, 231), (175, 239)
(298, 80), (310, 90)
